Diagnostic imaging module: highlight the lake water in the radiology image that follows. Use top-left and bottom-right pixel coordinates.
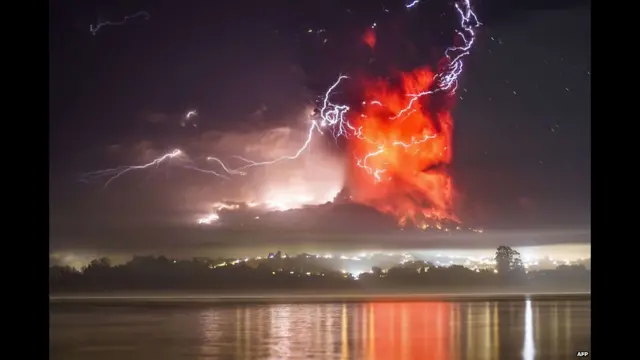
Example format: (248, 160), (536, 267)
(50, 299), (590, 360)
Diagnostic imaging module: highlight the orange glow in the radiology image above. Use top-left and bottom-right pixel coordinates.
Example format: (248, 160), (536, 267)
(370, 302), (451, 360)
(348, 67), (458, 226)
(363, 28), (376, 49)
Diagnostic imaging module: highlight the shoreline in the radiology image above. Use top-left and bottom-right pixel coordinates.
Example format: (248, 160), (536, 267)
(50, 290), (590, 305)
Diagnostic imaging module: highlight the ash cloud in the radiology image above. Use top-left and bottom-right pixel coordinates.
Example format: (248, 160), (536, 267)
(62, 105), (346, 230)
(50, 217), (590, 258)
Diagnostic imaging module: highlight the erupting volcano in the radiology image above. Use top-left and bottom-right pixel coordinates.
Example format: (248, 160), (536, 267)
(347, 67), (457, 227)
(81, 0), (480, 231)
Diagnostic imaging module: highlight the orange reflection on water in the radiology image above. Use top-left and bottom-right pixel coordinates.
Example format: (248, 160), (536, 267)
(368, 302), (451, 360)
(49, 298), (589, 360)
(194, 300), (588, 360)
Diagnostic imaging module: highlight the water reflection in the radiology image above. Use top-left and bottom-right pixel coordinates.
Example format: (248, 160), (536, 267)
(523, 300), (535, 360)
(195, 300), (589, 360)
(49, 299), (590, 360)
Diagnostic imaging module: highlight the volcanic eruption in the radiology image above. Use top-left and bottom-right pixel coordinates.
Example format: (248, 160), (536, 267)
(345, 67), (457, 228)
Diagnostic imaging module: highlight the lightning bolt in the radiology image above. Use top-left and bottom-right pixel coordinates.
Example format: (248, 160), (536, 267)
(180, 165), (231, 180)
(82, 1), (479, 191)
(228, 119), (323, 171)
(81, 149), (183, 188)
(80, 148), (255, 186)
(200, 75), (351, 174)
(90, 11), (150, 35)
(197, 213), (220, 224)
(181, 109), (199, 127)
(205, 157), (247, 175)
(353, 0), (480, 182)
(197, 202), (242, 224)
(219, 1), (479, 180)
(393, 0), (480, 118)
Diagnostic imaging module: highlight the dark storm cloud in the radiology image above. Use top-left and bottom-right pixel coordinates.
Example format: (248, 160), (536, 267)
(50, 202), (590, 256)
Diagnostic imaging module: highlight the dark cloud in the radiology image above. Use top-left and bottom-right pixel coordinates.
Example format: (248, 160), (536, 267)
(50, 200), (590, 257)
(50, 220), (590, 257)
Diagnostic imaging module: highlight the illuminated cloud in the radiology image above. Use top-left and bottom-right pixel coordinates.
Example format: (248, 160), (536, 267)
(92, 105), (345, 225)
(192, 123), (345, 222)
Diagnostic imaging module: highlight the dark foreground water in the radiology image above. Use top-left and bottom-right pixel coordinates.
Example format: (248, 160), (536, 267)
(50, 298), (590, 360)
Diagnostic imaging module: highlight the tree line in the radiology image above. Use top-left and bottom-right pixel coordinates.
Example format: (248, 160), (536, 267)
(49, 246), (590, 292)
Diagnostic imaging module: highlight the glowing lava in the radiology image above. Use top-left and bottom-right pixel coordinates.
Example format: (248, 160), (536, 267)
(348, 67), (457, 227)
(363, 27), (376, 50)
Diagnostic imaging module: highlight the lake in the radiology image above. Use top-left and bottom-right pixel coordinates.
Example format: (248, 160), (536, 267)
(50, 298), (590, 360)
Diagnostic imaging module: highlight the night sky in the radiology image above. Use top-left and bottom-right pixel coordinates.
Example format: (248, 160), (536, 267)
(49, 0), (591, 256)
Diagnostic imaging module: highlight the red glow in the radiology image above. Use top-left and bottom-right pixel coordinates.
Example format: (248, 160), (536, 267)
(369, 302), (451, 360)
(347, 67), (458, 227)
(363, 28), (376, 49)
